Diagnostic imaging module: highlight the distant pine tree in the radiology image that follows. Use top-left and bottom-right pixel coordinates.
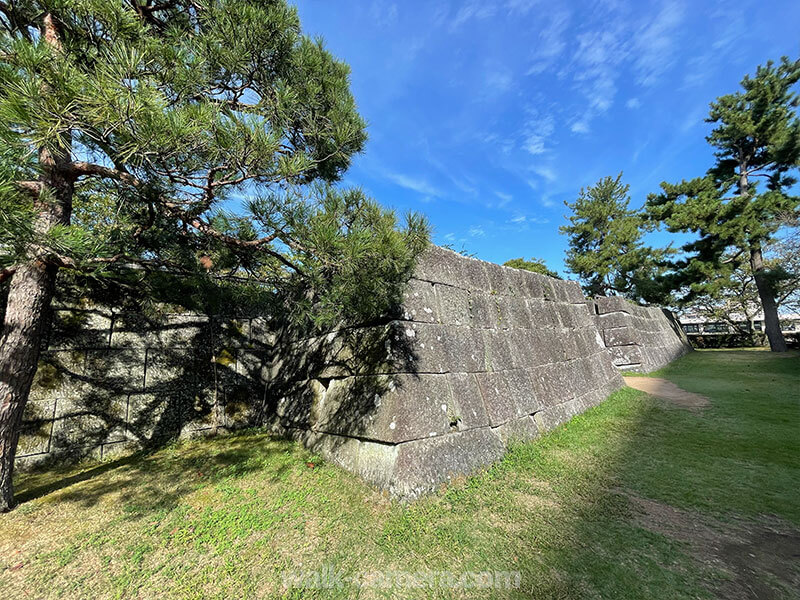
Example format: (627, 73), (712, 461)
(647, 57), (800, 352)
(503, 257), (560, 279)
(560, 172), (668, 302)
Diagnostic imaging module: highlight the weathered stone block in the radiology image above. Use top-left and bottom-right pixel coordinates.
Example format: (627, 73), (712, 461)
(474, 371), (516, 426)
(414, 245), (466, 287)
(110, 313), (164, 348)
(84, 348), (145, 393)
(459, 257), (492, 291)
(52, 393), (129, 450)
(357, 440), (398, 489)
(527, 298), (559, 328)
(390, 428), (506, 500)
(609, 344), (643, 367)
(484, 263), (511, 295)
(484, 329), (514, 372)
(127, 391), (183, 444)
(564, 280), (585, 303)
(302, 430), (362, 474)
(594, 296), (630, 315)
(603, 326), (635, 347)
(504, 368), (541, 415)
(534, 398), (583, 433)
(448, 372), (490, 430)
(17, 398), (55, 456)
(160, 314), (211, 347)
(470, 293), (497, 328)
(493, 415), (539, 446)
(400, 279), (439, 323)
(29, 351), (86, 404)
(49, 309), (111, 349)
(250, 316), (277, 347)
(435, 284), (471, 326)
(316, 374), (452, 444)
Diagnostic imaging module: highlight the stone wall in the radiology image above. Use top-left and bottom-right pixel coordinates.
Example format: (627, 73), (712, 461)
(593, 295), (693, 373)
(17, 246), (691, 500)
(271, 247), (625, 499)
(17, 310), (273, 467)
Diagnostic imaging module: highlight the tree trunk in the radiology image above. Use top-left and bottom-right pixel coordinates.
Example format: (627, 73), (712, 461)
(0, 260), (59, 511)
(0, 12), (72, 511)
(750, 244), (787, 352)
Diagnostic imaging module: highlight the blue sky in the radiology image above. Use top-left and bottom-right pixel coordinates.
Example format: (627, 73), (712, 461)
(292, 0), (800, 274)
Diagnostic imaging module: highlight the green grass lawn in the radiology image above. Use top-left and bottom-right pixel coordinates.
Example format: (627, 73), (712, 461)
(1, 350), (798, 599)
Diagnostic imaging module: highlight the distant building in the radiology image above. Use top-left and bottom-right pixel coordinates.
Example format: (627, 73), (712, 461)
(679, 312), (800, 338)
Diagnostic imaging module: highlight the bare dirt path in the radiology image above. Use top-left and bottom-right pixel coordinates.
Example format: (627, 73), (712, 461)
(623, 376), (711, 410)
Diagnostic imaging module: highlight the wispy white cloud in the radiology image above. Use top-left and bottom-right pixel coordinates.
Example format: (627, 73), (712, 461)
(525, 8), (570, 75)
(570, 119), (590, 134)
(494, 191), (513, 207)
(507, 213), (549, 227)
(370, 0), (399, 28)
(469, 224), (486, 238)
(483, 64), (514, 96)
(632, 1), (686, 87)
(683, 11), (746, 88)
(449, 0), (497, 31)
(385, 171), (442, 197)
(626, 97), (641, 109)
(522, 110), (555, 155)
(530, 164), (557, 182)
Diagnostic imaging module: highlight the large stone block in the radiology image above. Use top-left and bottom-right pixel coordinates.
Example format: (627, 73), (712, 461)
(474, 371), (516, 426)
(315, 374), (452, 443)
(533, 398), (584, 433)
(493, 415), (540, 446)
(400, 279), (439, 323)
(49, 309), (111, 349)
(414, 245), (467, 287)
(17, 398), (55, 457)
(356, 440), (399, 489)
(504, 368), (541, 415)
(594, 296), (630, 315)
(484, 329), (514, 372)
(390, 428), (506, 500)
(470, 293), (498, 328)
(484, 263), (512, 295)
(51, 393), (129, 452)
(447, 372), (490, 430)
(388, 322), (450, 374)
(603, 326), (636, 347)
(84, 348), (145, 394)
(435, 284), (471, 326)
(527, 298), (559, 328)
(609, 344), (643, 367)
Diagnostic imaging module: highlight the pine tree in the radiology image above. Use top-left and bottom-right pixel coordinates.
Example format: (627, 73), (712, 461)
(647, 57), (800, 352)
(503, 257), (560, 279)
(0, 1), (428, 511)
(560, 172), (666, 302)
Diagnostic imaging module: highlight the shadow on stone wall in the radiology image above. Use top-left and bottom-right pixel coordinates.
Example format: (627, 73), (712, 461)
(16, 272), (420, 468)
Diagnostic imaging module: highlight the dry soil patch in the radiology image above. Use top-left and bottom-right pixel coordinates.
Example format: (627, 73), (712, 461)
(624, 376), (710, 410)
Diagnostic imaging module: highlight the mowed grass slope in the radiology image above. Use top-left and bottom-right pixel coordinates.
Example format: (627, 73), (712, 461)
(1, 350), (798, 599)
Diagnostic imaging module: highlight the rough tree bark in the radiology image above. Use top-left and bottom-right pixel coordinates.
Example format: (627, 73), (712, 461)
(0, 13), (71, 512)
(739, 161), (787, 352)
(750, 244), (788, 352)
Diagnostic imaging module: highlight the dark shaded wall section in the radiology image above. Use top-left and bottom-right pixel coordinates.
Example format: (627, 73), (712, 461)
(17, 311), (274, 467)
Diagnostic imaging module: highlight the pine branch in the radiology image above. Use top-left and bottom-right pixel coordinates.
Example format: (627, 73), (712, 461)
(15, 181), (42, 196)
(63, 161), (302, 272)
